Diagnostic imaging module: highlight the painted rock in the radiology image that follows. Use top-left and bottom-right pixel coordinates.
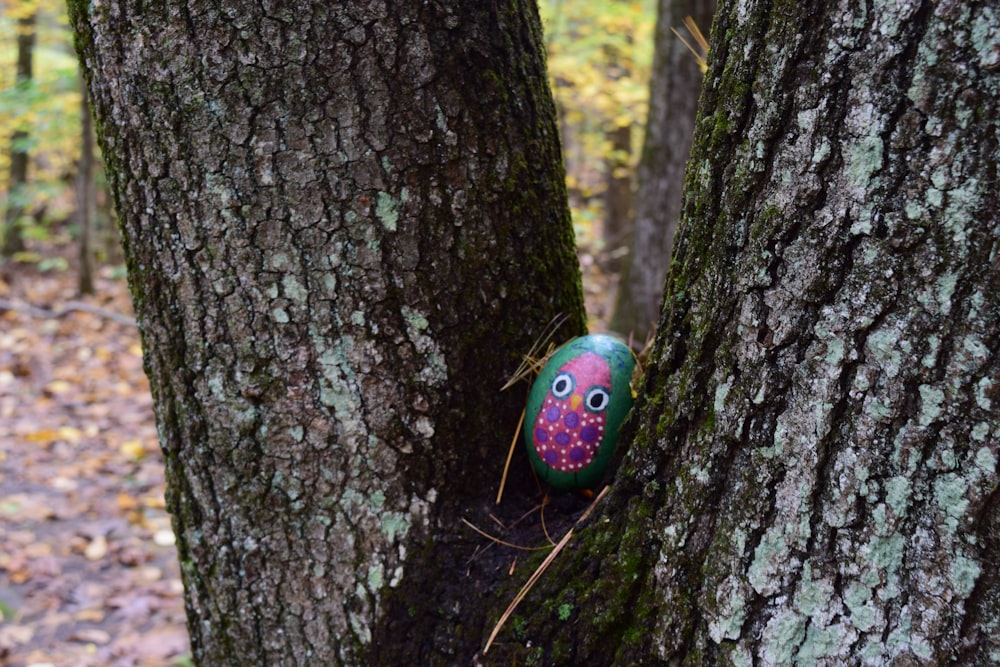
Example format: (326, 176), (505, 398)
(524, 334), (635, 490)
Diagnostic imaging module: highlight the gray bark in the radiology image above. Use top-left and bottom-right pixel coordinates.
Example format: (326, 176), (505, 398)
(483, 0), (1000, 664)
(69, 1), (585, 664)
(77, 82), (96, 295)
(603, 122), (633, 272)
(610, 0), (715, 342)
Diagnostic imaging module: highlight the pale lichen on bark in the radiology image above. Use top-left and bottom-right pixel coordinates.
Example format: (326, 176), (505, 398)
(632, 0), (1000, 663)
(465, 0), (997, 663)
(71, 0), (584, 663)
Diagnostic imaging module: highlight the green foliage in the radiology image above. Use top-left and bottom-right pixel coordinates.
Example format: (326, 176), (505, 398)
(541, 0), (656, 234)
(171, 654), (196, 667)
(1, 1), (656, 267)
(0, 593), (16, 621)
(0, 1), (84, 255)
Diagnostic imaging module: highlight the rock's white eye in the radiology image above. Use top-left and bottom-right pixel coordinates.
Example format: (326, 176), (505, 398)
(551, 372), (574, 399)
(585, 386), (610, 412)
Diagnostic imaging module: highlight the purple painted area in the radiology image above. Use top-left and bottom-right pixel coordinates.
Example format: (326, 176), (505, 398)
(544, 450), (559, 464)
(569, 447), (587, 462)
(545, 405), (561, 423)
(580, 425), (599, 443)
(554, 431), (571, 446)
(534, 427), (548, 443)
(564, 411), (580, 428)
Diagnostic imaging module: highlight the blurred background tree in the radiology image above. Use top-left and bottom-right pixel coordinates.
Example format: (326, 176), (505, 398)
(0, 0), (111, 286)
(610, 0), (714, 342)
(543, 0), (717, 336)
(1, 0), (697, 317)
(2, 0), (35, 259)
(542, 0), (655, 284)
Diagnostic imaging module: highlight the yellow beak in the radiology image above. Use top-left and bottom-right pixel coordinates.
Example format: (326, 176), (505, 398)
(571, 394), (582, 411)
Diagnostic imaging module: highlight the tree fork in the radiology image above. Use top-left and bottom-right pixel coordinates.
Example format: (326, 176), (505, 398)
(484, 0), (1000, 664)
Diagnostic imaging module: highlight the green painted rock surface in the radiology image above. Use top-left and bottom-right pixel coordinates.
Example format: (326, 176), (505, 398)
(524, 334), (635, 490)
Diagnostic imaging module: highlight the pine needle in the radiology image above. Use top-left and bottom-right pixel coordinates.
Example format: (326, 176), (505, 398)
(539, 495), (556, 547)
(482, 486), (610, 654)
(495, 403), (527, 505)
(460, 518), (553, 552)
(500, 314), (567, 391)
(672, 16), (710, 73)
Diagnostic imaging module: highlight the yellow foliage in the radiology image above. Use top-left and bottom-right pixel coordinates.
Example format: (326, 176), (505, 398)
(119, 439), (147, 460)
(0, 0), (658, 248)
(0, 0), (83, 217)
(7, 1), (40, 23)
(541, 0), (656, 239)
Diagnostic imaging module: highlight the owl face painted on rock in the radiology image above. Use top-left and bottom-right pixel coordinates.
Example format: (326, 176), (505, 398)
(533, 352), (610, 473)
(524, 334), (635, 490)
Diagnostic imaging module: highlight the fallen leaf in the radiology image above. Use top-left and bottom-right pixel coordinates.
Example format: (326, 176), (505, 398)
(107, 593), (159, 620)
(1, 498), (21, 514)
(119, 439), (145, 460)
(153, 530), (175, 547)
(23, 542), (52, 558)
(73, 608), (106, 623)
(0, 623), (33, 645)
(24, 429), (62, 445)
(114, 543), (149, 567)
(43, 380), (73, 395)
(68, 628), (111, 645)
(116, 492), (139, 511)
(58, 426), (84, 442)
(3, 554), (31, 584)
(51, 476), (78, 492)
(84, 535), (108, 561)
(114, 626), (189, 661)
(0, 495), (55, 521)
(141, 495), (166, 509)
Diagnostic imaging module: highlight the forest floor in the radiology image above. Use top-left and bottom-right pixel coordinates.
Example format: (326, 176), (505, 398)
(0, 240), (615, 667)
(0, 257), (189, 667)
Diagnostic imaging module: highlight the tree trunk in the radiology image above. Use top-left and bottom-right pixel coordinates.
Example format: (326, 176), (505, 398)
(601, 15), (637, 274)
(609, 0), (715, 342)
(602, 122), (633, 272)
(77, 82), (96, 295)
(3, 10), (36, 258)
(483, 0), (1000, 664)
(69, 2), (585, 664)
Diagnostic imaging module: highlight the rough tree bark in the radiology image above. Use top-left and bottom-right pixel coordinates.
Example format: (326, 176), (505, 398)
(609, 0), (715, 342)
(69, 1), (585, 664)
(483, 0), (1000, 664)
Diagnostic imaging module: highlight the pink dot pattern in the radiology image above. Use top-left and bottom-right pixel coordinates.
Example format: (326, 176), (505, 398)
(532, 352), (610, 473)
